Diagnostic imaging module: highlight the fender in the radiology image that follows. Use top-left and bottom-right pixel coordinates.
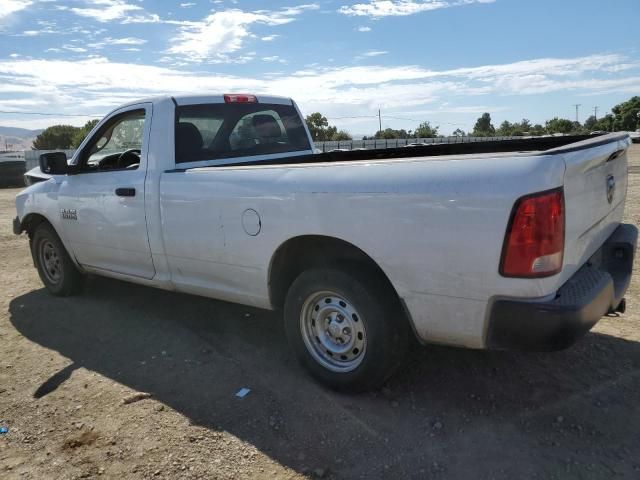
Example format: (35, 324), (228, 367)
(15, 181), (83, 270)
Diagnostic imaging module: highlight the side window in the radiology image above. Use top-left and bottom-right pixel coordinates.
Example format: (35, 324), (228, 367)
(81, 110), (146, 172)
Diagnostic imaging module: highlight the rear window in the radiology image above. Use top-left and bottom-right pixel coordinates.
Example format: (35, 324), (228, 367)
(175, 103), (311, 164)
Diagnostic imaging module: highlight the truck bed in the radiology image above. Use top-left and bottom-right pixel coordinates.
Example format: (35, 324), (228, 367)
(218, 133), (616, 168)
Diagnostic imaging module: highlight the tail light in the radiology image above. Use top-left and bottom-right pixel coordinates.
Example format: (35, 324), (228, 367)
(224, 94), (257, 103)
(500, 188), (565, 278)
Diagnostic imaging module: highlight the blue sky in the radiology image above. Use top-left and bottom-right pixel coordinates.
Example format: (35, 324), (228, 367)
(0, 0), (638, 136)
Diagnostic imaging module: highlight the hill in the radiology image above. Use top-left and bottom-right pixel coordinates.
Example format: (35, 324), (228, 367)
(0, 126), (42, 151)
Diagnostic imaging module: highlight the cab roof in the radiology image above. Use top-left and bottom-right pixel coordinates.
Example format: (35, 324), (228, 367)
(117, 94), (294, 109)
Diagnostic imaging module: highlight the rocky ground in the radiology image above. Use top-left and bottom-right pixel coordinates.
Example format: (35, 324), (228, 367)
(1, 145), (639, 479)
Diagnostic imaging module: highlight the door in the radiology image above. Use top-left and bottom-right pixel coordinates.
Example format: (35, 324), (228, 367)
(58, 104), (156, 279)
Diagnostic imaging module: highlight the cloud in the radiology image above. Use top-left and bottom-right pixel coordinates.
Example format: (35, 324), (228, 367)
(0, 0), (32, 20)
(87, 37), (147, 49)
(363, 50), (387, 57)
(0, 53), (637, 131)
(357, 26), (371, 31)
(167, 5), (318, 62)
(67, 0), (144, 22)
(339, 0), (494, 18)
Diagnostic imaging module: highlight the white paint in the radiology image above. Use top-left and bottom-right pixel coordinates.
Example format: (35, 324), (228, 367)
(14, 94), (632, 349)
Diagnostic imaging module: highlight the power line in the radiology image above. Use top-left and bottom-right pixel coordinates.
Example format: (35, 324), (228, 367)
(0, 110), (103, 117)
(325, 113), (465, 127)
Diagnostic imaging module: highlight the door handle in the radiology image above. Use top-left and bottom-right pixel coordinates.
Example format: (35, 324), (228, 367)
(115, 188), (136, 197)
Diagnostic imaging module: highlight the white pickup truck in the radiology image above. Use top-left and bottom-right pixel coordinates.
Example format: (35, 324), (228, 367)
(13, 94), (637, 391)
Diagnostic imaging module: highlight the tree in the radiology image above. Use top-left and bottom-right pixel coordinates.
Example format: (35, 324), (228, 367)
(472, 113), (495, 137)
(330, 130), (352, 141)
(305, 112), (352, 141)
(305, 112), (330, 141)
(584, 115), (598, 131)
(545, 117), (575, 134)
(519, 118), (532, 132)
(611, 96), (640, 131)
(32, 125), (78, 150)
(414, 121), (439, 138)
(71, 119), (100, 148)
(374, 128), (408, 139)
(496, 120), (514, 136)
(595, 114), (615, 132)
(530, 124), (546, 136)
(452, 128), (466, 137)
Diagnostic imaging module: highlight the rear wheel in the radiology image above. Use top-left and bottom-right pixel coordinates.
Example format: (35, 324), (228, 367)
(31, 223), (84, 296)
(284, 267), (407, 392)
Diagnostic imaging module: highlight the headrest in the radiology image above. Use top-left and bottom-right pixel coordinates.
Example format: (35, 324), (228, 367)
(176, 122), (203, 152)
(252, 114), (282, 138)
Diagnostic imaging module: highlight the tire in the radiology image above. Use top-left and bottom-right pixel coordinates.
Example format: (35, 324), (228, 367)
(31, 223), (84, 296)
(284, 267), (408, 392)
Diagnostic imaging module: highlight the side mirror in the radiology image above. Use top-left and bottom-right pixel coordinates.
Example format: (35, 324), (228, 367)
(39, 152), (69, 175)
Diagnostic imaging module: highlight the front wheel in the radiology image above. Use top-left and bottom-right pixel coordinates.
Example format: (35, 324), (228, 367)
(284, 267), (407, 392)
(31, 223), (84, 296)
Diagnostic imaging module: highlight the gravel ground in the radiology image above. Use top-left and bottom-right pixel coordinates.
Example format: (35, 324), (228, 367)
(1, 146), (639, 480)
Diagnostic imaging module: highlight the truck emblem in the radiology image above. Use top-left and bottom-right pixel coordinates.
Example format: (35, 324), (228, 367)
(606, 175), (615, 204)
(61, 209), (77, 221)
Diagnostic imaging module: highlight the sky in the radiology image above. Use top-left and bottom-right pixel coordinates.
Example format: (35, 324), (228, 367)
(0, 0), (638, 136)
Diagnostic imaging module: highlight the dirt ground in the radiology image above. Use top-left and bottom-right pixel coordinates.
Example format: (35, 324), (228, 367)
(1, 146), (640, 480)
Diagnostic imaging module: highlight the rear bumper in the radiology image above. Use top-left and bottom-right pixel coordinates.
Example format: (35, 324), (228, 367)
(487, 223), (637, 351)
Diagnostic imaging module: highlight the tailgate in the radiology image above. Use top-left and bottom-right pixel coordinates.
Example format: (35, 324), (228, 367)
(556, 134), (631, 278)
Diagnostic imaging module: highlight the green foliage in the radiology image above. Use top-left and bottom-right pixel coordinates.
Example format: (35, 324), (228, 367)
(414, 121), (439, 138)
(472, 113), (495, 137)
(519, 119), (532, 131)
(305, 112), (329, 141)
(530, 124), (546, 136)
(374, 128), (409, 139)
(496, 118), (535, 136)
(584, 115), (599, 131)
(32, 119), (101, 150)
(71, 119), (100, 148)
(330, 130), (352, 141)
(611, 96), (640, 131)
(545, 117), (575, 134)
(452, 128), (466, 137)
(593, 114), (615, 132)
(32, 125), (78, 150)
(305, 112), (352, 142)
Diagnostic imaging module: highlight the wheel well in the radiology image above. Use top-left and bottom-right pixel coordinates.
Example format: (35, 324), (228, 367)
(268, 235), (401, 310)
(21, 213), (51, 238)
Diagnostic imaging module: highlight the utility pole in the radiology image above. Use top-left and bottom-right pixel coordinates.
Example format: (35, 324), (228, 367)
(378, 108), (382, 134)
(573, 104), (581, 123)
(593, 106), (599, 121)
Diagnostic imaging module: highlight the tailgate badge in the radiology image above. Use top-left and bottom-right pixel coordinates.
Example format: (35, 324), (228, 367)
(606, 175), (615, 204)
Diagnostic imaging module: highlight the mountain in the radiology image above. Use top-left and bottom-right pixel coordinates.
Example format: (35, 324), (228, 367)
(0, 126), (42, 138)
(0, 126), (42, 151)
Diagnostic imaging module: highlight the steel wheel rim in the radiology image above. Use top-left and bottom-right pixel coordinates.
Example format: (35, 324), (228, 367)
(300, 290), (367, 373)
(39, 240), (62, 284)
